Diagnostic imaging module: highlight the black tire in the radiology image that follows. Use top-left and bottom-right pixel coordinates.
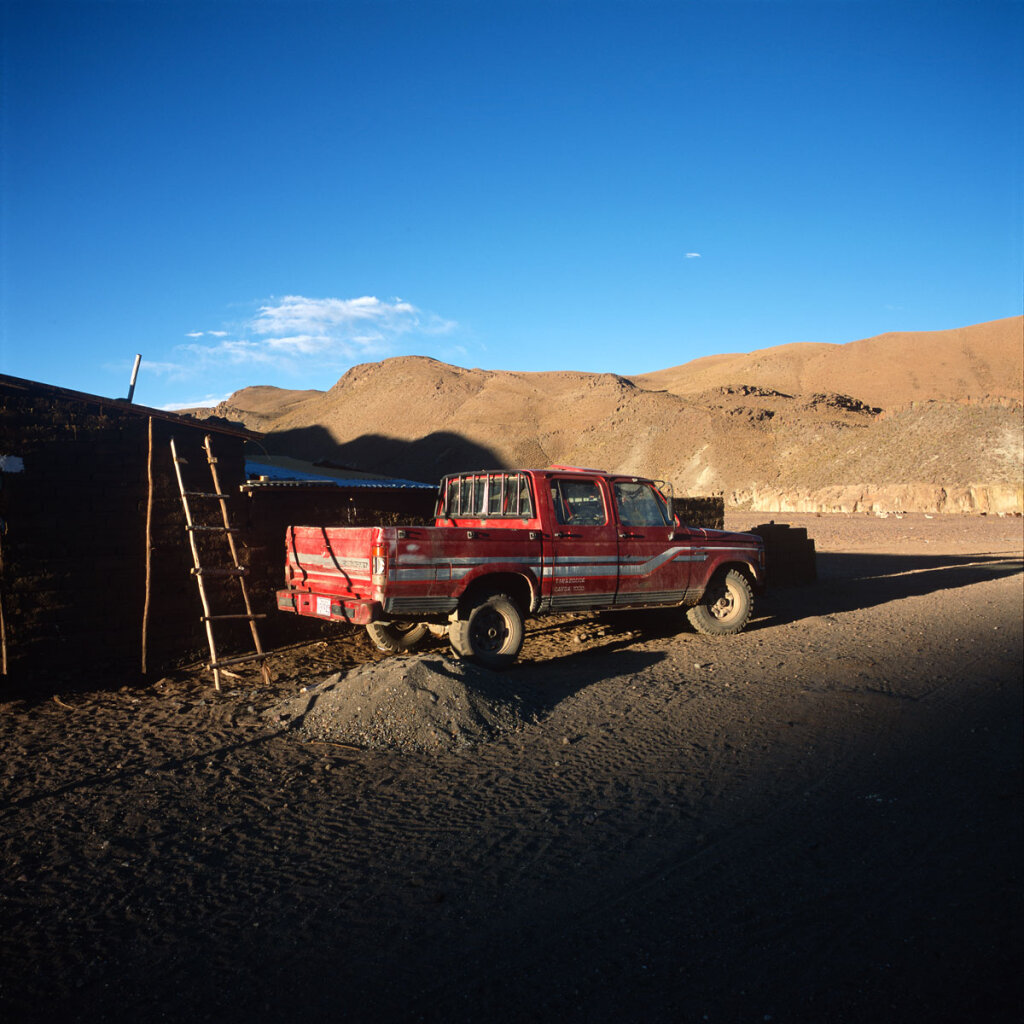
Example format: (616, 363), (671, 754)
(686, 569), (754, 636)
(449, 593), (524, 669)
(366, 620), (429, 653)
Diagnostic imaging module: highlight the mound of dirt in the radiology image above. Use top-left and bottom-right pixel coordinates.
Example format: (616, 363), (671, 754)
(266, 656), (535, 753)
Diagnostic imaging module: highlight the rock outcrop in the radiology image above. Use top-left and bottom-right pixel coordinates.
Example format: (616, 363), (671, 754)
(729, 483), (1024, 515)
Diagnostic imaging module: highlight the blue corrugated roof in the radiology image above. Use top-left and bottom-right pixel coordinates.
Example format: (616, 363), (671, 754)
(245, 459), (434, 489)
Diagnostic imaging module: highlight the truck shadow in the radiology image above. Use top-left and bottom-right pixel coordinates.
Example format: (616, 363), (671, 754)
(753, 552), (1023, 628)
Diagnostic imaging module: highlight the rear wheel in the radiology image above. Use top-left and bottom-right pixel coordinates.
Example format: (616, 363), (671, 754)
(686, 569), (753, 636)
(449, 593), (524, 669)
(366, 620), (429, 653)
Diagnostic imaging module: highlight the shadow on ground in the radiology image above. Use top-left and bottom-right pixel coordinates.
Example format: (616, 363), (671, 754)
(756, 552), (1023, 627)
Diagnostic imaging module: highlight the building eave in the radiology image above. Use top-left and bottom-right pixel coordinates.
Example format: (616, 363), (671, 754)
(0, 373), (263, 441)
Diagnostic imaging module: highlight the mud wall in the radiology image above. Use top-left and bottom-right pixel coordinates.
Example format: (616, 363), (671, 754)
(0, 386), (248, 689)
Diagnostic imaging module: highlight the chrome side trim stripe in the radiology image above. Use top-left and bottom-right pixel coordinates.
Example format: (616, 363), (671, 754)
(395, 555), (543, 567)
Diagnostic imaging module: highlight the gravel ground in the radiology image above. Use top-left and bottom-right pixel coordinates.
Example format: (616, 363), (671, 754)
(1, 512), (1021, 1023)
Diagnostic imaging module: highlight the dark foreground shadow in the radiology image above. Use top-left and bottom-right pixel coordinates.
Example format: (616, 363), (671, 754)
(756, 552), (1023, 627)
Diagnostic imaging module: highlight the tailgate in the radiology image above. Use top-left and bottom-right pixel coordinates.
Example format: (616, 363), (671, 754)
(284, 525), (379, 597)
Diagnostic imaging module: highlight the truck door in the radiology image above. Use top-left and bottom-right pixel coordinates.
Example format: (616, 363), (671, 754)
(547, 475), (618, 610)
(611, 479), (693, 606)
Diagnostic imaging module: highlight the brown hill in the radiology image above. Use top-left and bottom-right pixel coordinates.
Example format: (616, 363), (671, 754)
(180, 385), (324, 433)
(632, 316), (1023, 407)
(190, 318), (1023, 513)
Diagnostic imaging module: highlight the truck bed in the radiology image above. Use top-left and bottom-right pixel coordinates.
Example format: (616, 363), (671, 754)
(280, 523), (543, 623)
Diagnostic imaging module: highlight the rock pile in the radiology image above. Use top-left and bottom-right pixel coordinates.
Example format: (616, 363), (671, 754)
(266, 656), (535, 754)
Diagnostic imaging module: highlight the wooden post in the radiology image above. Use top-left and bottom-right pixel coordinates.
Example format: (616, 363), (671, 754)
(141, 416), (154, 674)
(0, 525), (7, 676)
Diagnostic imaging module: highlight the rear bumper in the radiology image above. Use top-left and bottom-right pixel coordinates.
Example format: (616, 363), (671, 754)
(276, 589), (380, 625)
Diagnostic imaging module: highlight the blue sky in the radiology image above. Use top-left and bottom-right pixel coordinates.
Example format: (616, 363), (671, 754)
(1, 1), (1021, 410)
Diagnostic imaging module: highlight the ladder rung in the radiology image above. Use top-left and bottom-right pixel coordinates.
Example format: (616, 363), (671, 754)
(210, 653), (269, 670)
(191, 567), (248, 577)
(202, 613), (267, 621)
(186, 525), (239, 533)
(184, 491), (228, 500)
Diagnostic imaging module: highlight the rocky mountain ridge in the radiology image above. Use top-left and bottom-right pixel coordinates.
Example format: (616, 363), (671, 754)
(186, 316), (1023, 513)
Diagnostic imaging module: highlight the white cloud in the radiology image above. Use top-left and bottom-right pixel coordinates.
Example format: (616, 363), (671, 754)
(154, 294), (459, 381)
(250, 295), (454, 349)
(685, 252), (702, 259)
(161, 393), (235, 411)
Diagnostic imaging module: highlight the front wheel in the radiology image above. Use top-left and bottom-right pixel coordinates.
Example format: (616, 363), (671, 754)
(366, 620), (429, 653)
(686, 569), (754, 636)
(449, 593), (524, 669)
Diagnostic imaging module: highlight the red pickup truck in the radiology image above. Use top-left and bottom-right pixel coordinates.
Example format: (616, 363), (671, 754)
(277, 466), (765, 668)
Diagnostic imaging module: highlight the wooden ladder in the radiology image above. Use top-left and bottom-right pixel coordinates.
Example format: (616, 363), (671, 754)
(170, 435), (270, 690)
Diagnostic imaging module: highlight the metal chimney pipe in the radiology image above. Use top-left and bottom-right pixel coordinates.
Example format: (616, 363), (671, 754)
(126, 354), (142, 403)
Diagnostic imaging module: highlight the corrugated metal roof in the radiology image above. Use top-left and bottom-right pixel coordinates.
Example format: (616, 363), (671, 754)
(244, 458), (434, 490)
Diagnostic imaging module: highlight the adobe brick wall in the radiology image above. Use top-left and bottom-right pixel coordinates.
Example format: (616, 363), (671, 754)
(672, 495), (725, 530)
(0, 388), (248, 689)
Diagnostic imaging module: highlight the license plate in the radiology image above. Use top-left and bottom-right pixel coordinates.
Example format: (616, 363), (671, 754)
(316, 596), (331, 617)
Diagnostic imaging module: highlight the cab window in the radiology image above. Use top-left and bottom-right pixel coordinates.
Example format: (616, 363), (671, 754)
(440, 472), (534, 519)
(613, 481), (670, 527)
(550, 478), (607, 526)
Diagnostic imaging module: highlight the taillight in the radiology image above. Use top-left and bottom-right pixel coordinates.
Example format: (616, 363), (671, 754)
(371, 541), (387, 582)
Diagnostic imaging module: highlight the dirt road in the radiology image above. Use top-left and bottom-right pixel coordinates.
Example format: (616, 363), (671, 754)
(2, 513), (1021, 1023)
